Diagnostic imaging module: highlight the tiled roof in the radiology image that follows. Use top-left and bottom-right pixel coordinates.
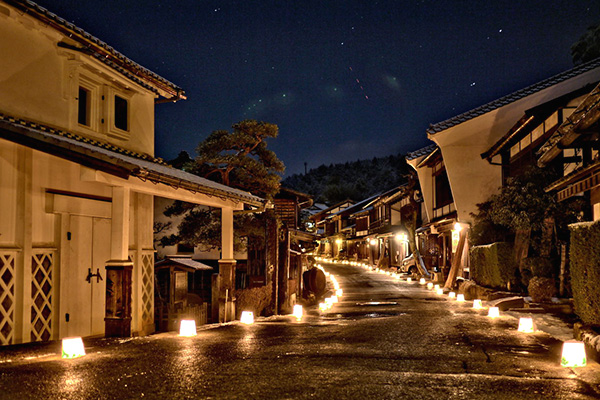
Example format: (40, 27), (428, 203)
(5, 0), (185, 100)
(0, 112), (265, 207)
(427, 57), (600, 135)
(405, 144), (437, 161)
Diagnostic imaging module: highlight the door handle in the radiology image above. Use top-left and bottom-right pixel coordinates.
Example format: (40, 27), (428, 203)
(86, 268), (103, 283)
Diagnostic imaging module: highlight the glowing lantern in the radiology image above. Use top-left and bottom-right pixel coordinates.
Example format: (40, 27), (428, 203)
(518, 317), (535, 333)
(449, 292), (456, 299)
(370, 239), (378, 246)
(179, 319), (197, 337)
(419, 278), (426, 285)
(473, 299), (483, 309)
(434, 284), (440, 291)
(488, 307), (500, 318)
(407, 277), (412, 283)
(293, 304), (303, 320)
(61, 337), (86, 359)
(319, 302), (327, 311)
(561, 340), (587, 367)
(240, 311), (254, 324)
(336, 289), (343, 296)
(436, 288), (444, 295)
(427, 282), (434, 290)
(456, 294), (465, 302)
(331, 295), (339, 303)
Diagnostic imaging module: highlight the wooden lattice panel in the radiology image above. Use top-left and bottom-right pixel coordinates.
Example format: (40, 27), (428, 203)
(0, 253), (16, 345)
(141, 252), (154, 327)
(30, 252), (53, 342)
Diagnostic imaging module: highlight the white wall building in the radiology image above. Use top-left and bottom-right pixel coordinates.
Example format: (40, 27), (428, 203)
(0, 0), (263, 345)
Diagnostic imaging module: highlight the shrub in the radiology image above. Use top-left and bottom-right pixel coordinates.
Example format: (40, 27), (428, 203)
(235, 283), (273, 319)
(520, 257), (556, 287)
(528, 277), (557, 303)
(569, 222), (600, 325)
(470, 242), (518, 290)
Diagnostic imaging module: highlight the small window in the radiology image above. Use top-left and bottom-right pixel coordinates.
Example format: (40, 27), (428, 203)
(114, 95), (128, 131)
(78, 87), (91, 126)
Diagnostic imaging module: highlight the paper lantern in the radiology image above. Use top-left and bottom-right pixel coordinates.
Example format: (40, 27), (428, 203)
(179, 319), (197, 337)
(456, 294), (465, 302)
(448, 292), (456, 299)
(436, 288), (444, 295)
(517, 317), (535, 333)
(336, 289), (343, 296)
(472, 299), (483, 309)
(419, 278), (426, 285)
(561, 340), (586, 367)
(427, 282), (434, 290)
(407, 277), (412, 283)
(434, 284), (440, 291)
(319, 302), (327, 311)
(293, 304), (303, 320)
(240, 311), (254, 324)
(331, 295), (338, 303)
(488, 307), (500, 318)
(62, 337), (85, 359)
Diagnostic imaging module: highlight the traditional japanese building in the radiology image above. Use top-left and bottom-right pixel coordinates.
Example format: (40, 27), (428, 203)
(0, 0), (263, 345)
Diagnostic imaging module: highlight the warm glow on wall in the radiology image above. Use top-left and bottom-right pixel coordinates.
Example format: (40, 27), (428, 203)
(370, 239), (378, 246)
(62, 337), (86, 359)
(395, 233), (408, 242)
(240, 311), (254, 324)
(335, 239), (343, 245)
(561, 340), (587, 367)
(179, 319), (197, 337)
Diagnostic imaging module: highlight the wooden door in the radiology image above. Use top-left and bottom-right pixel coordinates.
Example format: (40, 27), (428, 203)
(64, 215), (110, 338)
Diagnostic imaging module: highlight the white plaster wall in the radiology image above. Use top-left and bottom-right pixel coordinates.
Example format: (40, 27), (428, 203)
(431, 67), (600, 225)
(0, 4), (156, 156)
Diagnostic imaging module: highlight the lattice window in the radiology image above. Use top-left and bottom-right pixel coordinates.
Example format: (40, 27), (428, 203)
(0, 253), (16, 345)
(31, 252), (53, 342)
(141, 252), (154, 327)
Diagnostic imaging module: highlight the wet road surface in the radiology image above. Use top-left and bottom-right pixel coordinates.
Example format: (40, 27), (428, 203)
(1, 262), (599, 399)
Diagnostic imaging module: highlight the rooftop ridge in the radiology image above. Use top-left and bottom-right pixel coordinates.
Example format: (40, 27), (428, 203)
(427, 57), (600, 135)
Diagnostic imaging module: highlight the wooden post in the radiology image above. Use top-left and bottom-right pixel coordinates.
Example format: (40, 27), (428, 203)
(444, 229), (467, 289)
(105, 186), (133, 337)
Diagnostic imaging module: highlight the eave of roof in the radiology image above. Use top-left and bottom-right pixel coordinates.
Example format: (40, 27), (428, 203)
(155, 257), (213, 272)
(427, 57), (600, 135)
(538, 82), (600, 166)
(406, 144), (437, 161)
(0, 112), (265, 207)
(5, 0), (185, 100)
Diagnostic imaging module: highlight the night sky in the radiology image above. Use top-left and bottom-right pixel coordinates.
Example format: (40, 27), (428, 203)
(37, 1), (600, 176)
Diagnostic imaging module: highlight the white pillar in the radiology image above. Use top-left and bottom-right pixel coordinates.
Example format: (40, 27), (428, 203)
(110, 186), (130, 261)
(221, 207), (234, 261)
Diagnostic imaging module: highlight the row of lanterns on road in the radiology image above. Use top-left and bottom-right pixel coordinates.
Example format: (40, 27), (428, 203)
(62, 257), (586, 368)
(314, 257), (588, 369)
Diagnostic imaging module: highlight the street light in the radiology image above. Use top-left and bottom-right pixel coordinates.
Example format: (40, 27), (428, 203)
(62, 337), (85, 359)
(179, 319), (197, 337)
(240, 311), (254, 324)
(561, 340), (587, 367)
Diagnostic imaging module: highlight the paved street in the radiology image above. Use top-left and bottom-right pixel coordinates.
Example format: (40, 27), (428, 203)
(1, 262), (599, 399)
